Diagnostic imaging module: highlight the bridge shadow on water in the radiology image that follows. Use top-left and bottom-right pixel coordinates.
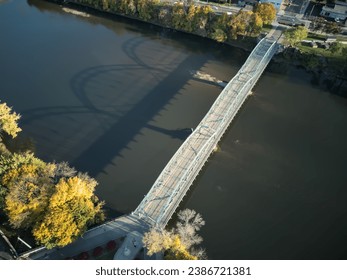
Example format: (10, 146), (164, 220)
(145, 124), (193, 141)
(70, 56), (208, 177)
(21, 0), (249, 185)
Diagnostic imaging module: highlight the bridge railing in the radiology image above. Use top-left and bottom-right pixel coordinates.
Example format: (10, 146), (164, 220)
(134, 37), (278, 228)
(156, 130), (218, 226)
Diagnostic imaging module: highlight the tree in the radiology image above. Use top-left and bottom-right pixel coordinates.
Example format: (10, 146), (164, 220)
(4, 162), (55, 229)
(137, 0), (159, 21)
(175, 209), (205, 249)
(211, 28), (228, 43)
(0, 152), (48, 211)
(142, 227), (174, 256)
(1, 153), (104, 248)
(284, 26), (308, 47)
(254, 3), (276, 25)
(302, 54), (320, 70)
(185, 5), (198, 32)
(142, 209), (206, 259)
(164, 235), (198, 260)
(229, 11), (253, 39)
(33, 175), (104, 248)
(329, 42), (343, 54)
(210, 13), (231, 41)
(247, 12), (263, 36)
(142, 228), (197, 260)
(158, 7), (172, 27)
(0, 102), (21, 139)
(0, 101), (105, 248)
(172, 3), (187, 30)
(311, 17), (326, 33)
(324, 22), (341, 34)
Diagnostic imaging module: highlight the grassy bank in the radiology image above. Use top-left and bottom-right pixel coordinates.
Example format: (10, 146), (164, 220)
(277, 44), (347, 96)
(297, 42), (347, 74)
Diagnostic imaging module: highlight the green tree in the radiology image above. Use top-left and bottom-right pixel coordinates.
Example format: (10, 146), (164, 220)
(329, 42), (343, 54)
(254, 3), (276, 25)
(158, 7), (172, 26)
(125, 0), (137, 15)
(302, 54), (320, 70)
(211, 28), (228, 42)
(172, 3), (187, 30)
(137, 0), (159, 21)
(210, 13), (231, 40)
(284, 26), (308, 47)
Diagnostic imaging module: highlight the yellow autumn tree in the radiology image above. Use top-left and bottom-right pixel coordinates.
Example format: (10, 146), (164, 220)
(0, 102), (104, 249)
(172, 3), (186, 30)
(230, 11), (253, 39)
(0, 102), (22, 139)
(143, 229), (198, 260)
(4, 162), (55, 229)
(0, 152), (45, 209)
(143, 228), (173, 256)
(143, 209), (205, 260)
(248, 13), (263, 36)
(143, 228), (197, 260)
(165, 235), (198, 260)
(254, 3), (276, 25)
(33, 176), (104, 248)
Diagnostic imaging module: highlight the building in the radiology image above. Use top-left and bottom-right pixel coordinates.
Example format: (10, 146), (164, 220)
(320, 1), (347, 22)
(260, 0), (283, 10)
(238, 0), (283, 10)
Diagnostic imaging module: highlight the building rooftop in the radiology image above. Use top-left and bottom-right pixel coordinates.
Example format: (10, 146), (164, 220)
(322, 2), (347, 14)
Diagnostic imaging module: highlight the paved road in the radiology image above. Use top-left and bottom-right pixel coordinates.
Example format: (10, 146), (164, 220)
(21, 215), (149, 260)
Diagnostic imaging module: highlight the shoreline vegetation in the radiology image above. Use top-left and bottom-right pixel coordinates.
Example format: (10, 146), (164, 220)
(51, 0), (346, 95)
(50, 0), (277, 50)
(0, 102), (105, 254)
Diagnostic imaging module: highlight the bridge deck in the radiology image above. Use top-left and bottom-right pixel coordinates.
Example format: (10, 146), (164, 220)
(133, 37), (278, 228)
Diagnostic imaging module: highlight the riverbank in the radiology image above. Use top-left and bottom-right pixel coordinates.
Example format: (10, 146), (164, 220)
(46, 0), (261, 51)
(49, 0), (347, 96)
(273, 46), (347, 97)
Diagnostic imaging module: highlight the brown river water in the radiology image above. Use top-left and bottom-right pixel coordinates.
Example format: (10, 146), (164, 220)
(1, 0), (347, 259)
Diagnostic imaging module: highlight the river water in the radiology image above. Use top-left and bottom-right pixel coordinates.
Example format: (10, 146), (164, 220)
(1, 0), (347, 259)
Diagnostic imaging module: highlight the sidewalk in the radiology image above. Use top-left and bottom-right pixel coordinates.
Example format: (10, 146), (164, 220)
(20, 214), (150, 260)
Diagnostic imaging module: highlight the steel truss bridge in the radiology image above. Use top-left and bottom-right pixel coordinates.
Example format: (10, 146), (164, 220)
(22, 36), (279, 260)
(133, 37), (278, 228)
